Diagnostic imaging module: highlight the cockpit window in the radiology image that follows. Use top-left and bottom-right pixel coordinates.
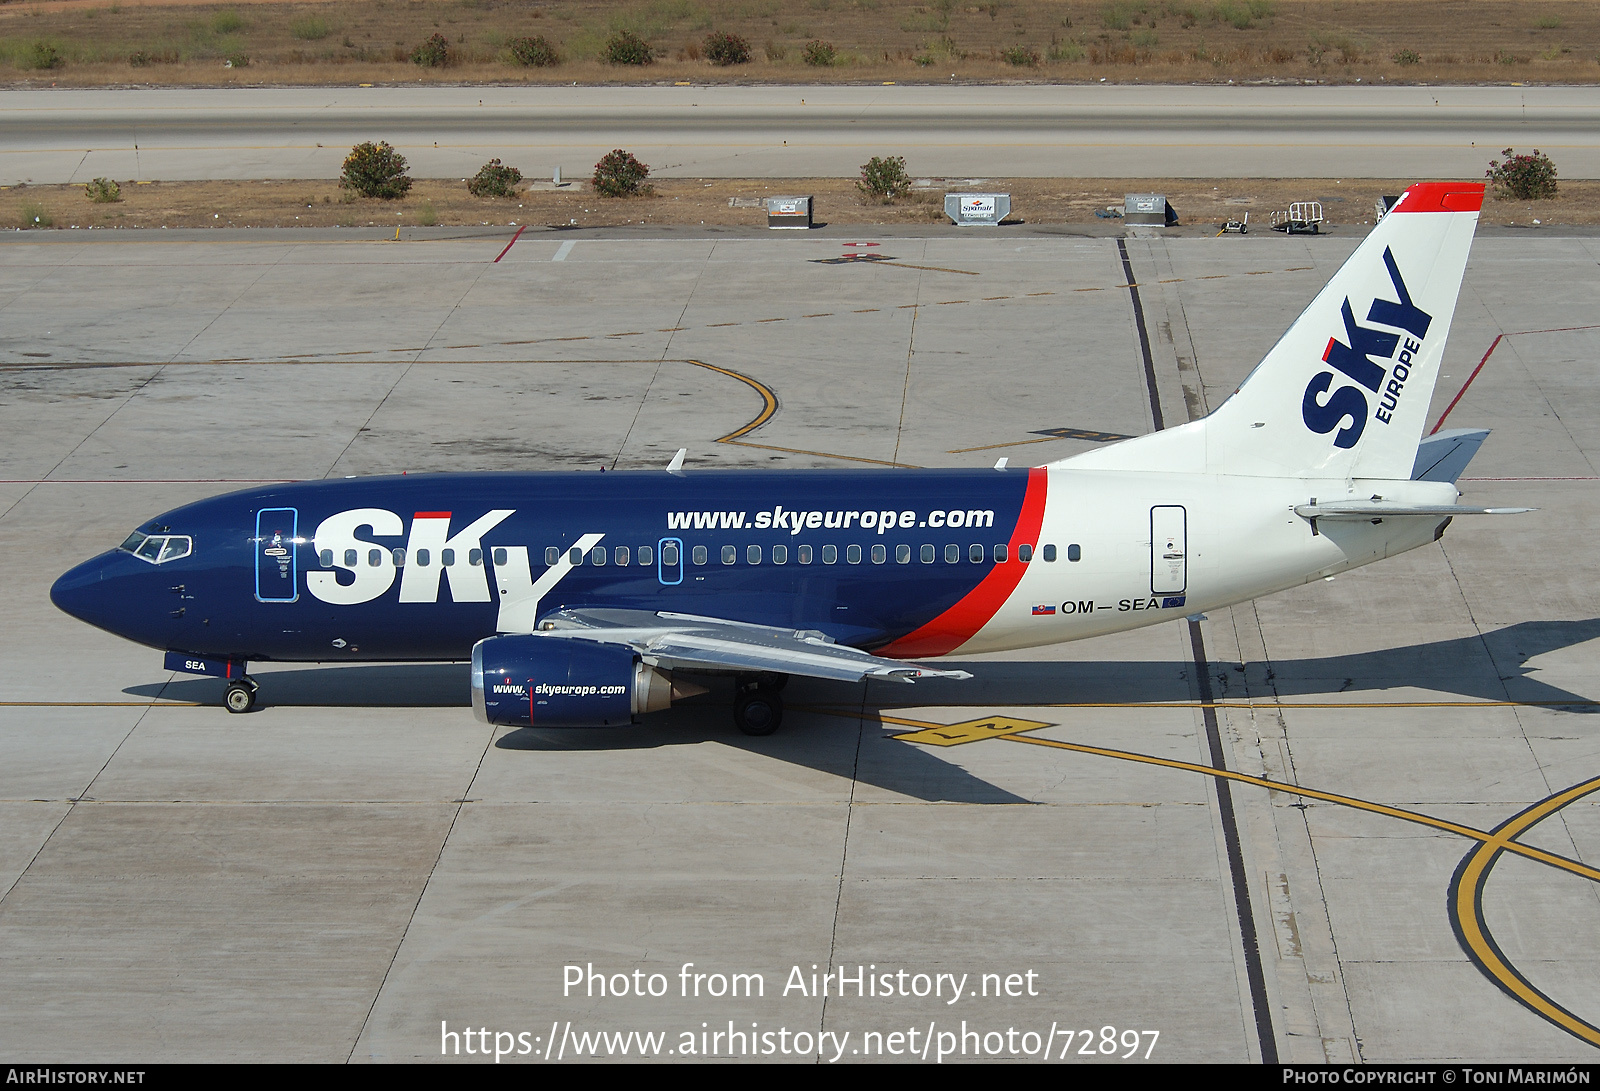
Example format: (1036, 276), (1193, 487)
(120, 532), (193, 565)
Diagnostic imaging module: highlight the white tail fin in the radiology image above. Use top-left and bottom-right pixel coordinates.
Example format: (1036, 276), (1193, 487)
(1058, 182), (1484, 480)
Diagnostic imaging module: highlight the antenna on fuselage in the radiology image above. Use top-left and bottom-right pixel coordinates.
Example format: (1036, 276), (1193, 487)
(666, 448), (687, 476)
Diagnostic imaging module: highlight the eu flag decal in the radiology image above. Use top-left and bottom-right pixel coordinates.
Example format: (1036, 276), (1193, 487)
(1162, 596), (1187, 609)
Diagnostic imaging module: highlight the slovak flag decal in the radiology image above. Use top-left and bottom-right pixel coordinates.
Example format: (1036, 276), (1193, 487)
(1032, 604), (1056, 616)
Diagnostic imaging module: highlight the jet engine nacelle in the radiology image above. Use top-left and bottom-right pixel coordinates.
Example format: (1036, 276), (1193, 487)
(471, 634), (689, 727)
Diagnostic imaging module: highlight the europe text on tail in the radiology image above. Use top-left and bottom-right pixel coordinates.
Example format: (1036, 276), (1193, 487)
(52, 182), (1526, 734)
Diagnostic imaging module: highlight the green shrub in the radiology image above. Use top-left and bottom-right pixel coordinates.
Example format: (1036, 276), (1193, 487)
(341, 141), (413, 200)
(857, 154), (911, 201)
(1535, 15), (1561, 29)
(704, 31), (750, 65)
(1002, 45), (1039, 66)
(19, 201), (52, 228)
(1392, 48), (1420, 65)
(211, 10), (244, 33)
(411, 32), (450, 67)
(592, 149), (650, 197)
(469, 158), (522, 198)
(1487, 148), (1558, 200)
(802, 38), (836, 65)
(1048, 38), (1086, 61)
(28, 42), (63, 70)
(508, 34), (559, 66)
(1214, 0), (1274, 29)
(604, 30), (653, 65)
(85, 177), (122, 203)
(128, 48), (178, 66)
(291, 17), (330, 41)
(224, 51), (248, 67)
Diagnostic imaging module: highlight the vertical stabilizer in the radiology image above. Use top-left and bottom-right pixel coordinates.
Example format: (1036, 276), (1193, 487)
(1057, 182), (1484, 480)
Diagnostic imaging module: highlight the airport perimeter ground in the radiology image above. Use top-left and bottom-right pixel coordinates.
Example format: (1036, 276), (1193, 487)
(1, 218), (1598, 1063)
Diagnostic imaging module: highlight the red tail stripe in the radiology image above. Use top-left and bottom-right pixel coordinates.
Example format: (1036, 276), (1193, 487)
(880, 467), (1049, 659)
(1391, 182), (1484, 214)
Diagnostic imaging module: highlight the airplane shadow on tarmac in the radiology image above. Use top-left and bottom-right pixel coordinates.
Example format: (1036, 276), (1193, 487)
(129, 618), (1600, 804)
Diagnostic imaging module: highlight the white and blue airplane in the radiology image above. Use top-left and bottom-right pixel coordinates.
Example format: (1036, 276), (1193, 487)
(51, 181), (1524, 734)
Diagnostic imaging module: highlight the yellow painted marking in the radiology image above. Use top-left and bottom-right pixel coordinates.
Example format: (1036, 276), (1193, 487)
(658, 327), (688, 332)
(1025, 291), (1055, 296)
(1452, 777), (1600, 1046)
(936, 300), (966, 305)
(1074, 287), (1103, 292)
(1286, 266), (1314, 271)
(0, 701), (202, 707)
(853, 308), (880, 313)
(891, 716), (1054, 746)
(1159, 278), (1184, 284)
(725, 439), (916, 468)
(549, 335), (590, 341)
(947, 435), (1070, 454)
(801, 313), (833, 318)
(756, 317), (787, 323)
(689, 360), (777, 442)
(607, 331), (645, 337)
(706, 322), (740, 327)
(1198, 275), (1228, 280)
(982, 296), (1011, 300)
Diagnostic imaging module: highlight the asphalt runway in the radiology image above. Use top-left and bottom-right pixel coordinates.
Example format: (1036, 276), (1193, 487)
(4, 84), (1600, 185)
(1, 220), (1598, 1063)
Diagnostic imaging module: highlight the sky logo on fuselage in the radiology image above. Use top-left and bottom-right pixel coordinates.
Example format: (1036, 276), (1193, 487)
(1301, 248), (1433, 449)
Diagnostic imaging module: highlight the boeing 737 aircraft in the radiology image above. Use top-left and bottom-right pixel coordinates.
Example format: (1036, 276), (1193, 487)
(51, 182), (1525, 735)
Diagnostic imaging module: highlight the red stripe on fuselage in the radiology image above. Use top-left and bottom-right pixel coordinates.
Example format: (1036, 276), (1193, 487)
(413, 511), (452, 519)
(879, 467), (1048, 659)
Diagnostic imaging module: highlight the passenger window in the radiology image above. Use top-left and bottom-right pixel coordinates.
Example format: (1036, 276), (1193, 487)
(921, 544), (935, 563)
(798, 544), (813, 564)
(994, 544), (1008, 563)
(1018, 544), (1034, 562)
(747, 544), (761, 565)
(639, 545), (653, 566)
(416, 548), (431, 567)
(469, 548), (483, 567)
(320, 549), (333, 567)
(660, 543), (677, 566)
(872, 544), (886, 564)
(545, 546), (559, 566)
(722, 545), (737, 565)
(846, 544), (862, 564)
(692, 545), (708, 565)
(442, 548), (455, 567)
(392, 548), (406, 567)
(590, 546), (607, 566)
(945, 544), (959, 563)
(822, 545), (838, 564)
(1043, 544), (1058, 562)
(345, 548), (358, 567)
(615, 546), (630, 567)
(493, 548), (507, 566)
(367, 549), (383, 567)
(969, 544), (984, 563)
(569, 547), (583, 564)
(773, 544), (788, 565)
(1068, 544), (1081, 562)
(896, 544), (911, 564)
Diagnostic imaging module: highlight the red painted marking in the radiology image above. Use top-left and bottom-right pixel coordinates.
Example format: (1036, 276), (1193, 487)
(1390, 182), (1484, 214)
(413, 511), (452, 519)
(879, 467), (1049, 659)
(493, 225), (527, 263)
(1430, 334), (1501, 434)
(1322, 336), (1336, 363)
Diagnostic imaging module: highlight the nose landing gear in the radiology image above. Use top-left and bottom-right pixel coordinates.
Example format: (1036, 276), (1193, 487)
(223, 677), (259, 714)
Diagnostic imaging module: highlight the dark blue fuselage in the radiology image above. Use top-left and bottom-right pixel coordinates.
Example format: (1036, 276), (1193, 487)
(52, 468), (1037, 663)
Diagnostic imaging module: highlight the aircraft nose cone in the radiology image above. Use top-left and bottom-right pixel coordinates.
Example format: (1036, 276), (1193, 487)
(51, 554), (121, 631)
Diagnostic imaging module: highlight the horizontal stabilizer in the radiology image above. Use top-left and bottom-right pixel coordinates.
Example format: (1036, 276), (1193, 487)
(1412, 428), (1490, 483)
(1295, 500), (1532, 520)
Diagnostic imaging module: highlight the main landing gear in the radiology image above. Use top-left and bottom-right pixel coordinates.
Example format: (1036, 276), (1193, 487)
(223, 677), (259, 714)
(733, 675), (786, 736)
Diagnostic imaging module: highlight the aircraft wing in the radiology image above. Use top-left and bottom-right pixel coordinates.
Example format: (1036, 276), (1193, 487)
(530, 607), (972, 684)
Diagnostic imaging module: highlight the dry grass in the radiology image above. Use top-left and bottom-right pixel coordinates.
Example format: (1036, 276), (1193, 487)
(5, 175), (1597, 230)
(1, 0), (1599, 86)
